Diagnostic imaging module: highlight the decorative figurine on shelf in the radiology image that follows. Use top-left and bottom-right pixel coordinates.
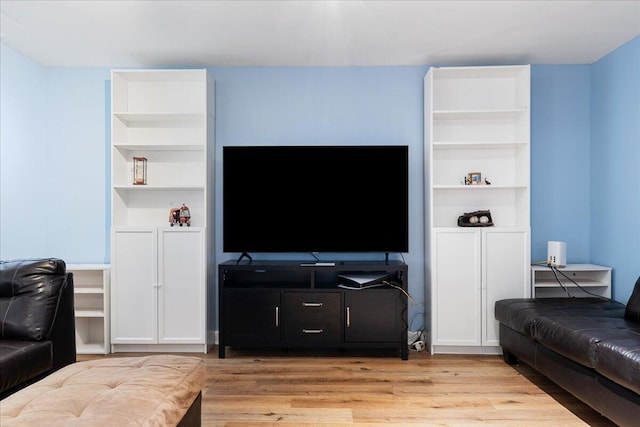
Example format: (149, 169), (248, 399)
(457, 209), (494, 227)
(463, 173), (491, 186)
(169, 204), (191, 227)
(133, 157), (147, 185)
(468, 172), (482, 185)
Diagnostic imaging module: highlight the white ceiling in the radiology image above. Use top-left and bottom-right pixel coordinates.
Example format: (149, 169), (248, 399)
(1, 0), (639, 68)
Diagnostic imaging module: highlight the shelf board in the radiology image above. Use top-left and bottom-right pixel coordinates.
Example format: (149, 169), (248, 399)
(113, 69), (206, 82)
(113, 185), (204, 192)
(66, 264), (109, 270)
(76, 344), (107, 354)
(113, 112), (204, 123)
(432, 141), (528, 150)
(531, 264), (611, 272)
(534, 281), (607, 288)
(433, 109), (527, 119)
(432, 225), (529, 232)
(113, 143), (204, 152)
(432, 65), (529, 80)
(75, 288), (104, 294)
(433, 184), (528, 190)
(75, 309), (105, 318)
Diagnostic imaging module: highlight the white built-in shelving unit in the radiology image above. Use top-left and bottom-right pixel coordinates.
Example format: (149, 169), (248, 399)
(67, 264), (110, 354)
(532, 264), (612, 298)
(110, 69), (214, 353)
(425, 65), (531, 354)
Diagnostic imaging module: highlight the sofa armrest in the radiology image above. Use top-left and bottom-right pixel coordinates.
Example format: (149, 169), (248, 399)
(48, 272), (76, 371)
(0, 258), (68, 340)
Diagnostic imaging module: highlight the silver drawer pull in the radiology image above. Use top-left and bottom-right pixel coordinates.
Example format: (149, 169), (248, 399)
(346, 306), (350, 328)
(302, 302), (323, 307)
(302, 329), (323, 334)
(275, 306), (279, 327)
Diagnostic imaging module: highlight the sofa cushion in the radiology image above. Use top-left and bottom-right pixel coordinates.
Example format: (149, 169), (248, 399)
(0, 259), (67, 340)
(495, 297), (626, 338)
(532, 315), (637, 368)
(595, 331), (640, 394)
(0, 340), (52, 393)
(624, 276), (640, 322)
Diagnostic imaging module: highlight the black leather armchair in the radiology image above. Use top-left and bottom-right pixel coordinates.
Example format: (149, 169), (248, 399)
(0, 258), (76, 398)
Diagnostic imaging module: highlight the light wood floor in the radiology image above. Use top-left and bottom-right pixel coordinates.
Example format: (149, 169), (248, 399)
(80, 347), (616, 426)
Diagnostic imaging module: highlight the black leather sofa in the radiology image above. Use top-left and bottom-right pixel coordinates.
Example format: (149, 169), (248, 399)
(495, 276), (640, 427)
(0, 258), (76, 398)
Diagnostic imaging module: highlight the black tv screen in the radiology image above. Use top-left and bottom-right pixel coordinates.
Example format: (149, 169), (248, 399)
(223, 145), (408, 253)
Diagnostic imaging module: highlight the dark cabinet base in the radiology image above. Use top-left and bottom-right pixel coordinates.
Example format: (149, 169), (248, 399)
(219, 260), (408, 360)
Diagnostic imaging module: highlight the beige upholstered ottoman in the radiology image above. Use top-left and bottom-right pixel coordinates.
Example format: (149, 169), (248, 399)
(0, 355), (205, 427)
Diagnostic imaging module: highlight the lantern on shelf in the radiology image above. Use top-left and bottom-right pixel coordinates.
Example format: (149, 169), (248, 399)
(133, 157), (147, 185)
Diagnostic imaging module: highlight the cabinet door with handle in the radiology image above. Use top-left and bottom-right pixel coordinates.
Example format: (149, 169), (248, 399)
(158, 228), (205, 344)
(432, 228), (482, 347)
(111, 228), (157, 344)
(223, 290), (281, 345)
(344, 289), (403, 343)
(482, 228), (529, 346)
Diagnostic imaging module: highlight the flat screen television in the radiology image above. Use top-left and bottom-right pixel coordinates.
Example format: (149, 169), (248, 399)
(223, 145), (409, 254)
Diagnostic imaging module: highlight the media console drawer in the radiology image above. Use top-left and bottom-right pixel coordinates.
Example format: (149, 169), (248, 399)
(284, 292), (341, 343)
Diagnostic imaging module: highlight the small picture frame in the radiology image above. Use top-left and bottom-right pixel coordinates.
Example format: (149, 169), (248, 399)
(468, 172), (482, 185)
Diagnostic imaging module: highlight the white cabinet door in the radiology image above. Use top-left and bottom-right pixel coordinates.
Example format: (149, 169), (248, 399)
(158, 228), (205, 344)
(111, 228), (158, 344)
(482, 228), (530, 346)
(433, 228), (482, 347)
(432, 227), (529, 352)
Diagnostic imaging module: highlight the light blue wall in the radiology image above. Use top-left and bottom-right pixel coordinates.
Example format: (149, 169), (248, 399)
(0, 44), (110, 263)
(42, 67), (111, 263)
(591, 36), (640, 301)
(1, 44), (48, 257)
(1, 38), (638, 324)
(530, 65), (592, 264)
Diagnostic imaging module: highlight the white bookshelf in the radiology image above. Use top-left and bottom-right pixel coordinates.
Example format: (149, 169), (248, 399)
(428, 65), (529, 229)
(111, 69), (209, 228)
(532, 264), (612, 298)
(67, 264), (110, 354)
(110, 69), (213, 353)
(425, 65), (531, 354)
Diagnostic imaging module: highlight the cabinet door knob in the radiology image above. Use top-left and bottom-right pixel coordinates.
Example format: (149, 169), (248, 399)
(302, 302), (323, 307)
(302, 329), (323, 334)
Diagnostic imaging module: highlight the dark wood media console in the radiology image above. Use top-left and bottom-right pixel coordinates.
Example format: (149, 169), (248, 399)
(218, 260), (409, 360)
